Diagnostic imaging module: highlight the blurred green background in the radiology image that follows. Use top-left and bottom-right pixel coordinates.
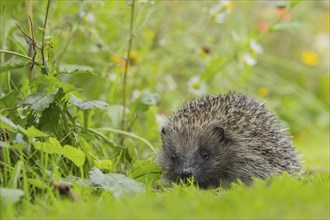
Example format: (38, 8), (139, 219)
(1, 0), (329, 219)
(5, 0), (327, 168)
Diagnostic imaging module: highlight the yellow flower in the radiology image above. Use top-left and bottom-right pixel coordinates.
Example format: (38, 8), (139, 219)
(129, 51), (140, 65)
(110, 54), (122, 63)
(301, 51), (319, 66)
(223, 1), (233, 11)
(257, 87), (269, 97)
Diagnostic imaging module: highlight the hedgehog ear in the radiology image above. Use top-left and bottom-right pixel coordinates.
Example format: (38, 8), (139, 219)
(213, 127), (225, 137)
(161, 127), (166, 136)
(213, 127), (230, 144)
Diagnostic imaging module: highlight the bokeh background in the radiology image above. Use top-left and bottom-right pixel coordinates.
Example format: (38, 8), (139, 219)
(2, 0), (329, 170)
(1, 1), (329, 219)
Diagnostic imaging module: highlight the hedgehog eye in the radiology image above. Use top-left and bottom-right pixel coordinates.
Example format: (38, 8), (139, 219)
(200, 149), (209, 160)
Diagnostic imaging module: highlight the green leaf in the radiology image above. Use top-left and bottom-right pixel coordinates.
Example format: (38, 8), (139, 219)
(271, 22), (303, 33)
(62, 145), (86, 167)
(289, 0), (302, 9)
(10, 144), (25, 150)
(0, 188), (24, 205)
(89, 167), (145, 198)
(0, 141), (25, 150)
(30, 75), (76, 93)
(32, 139), (62, 154)
(133, 91), (160, 112)
(0, 91), (18, 109)
(129, 160), (162, 184)
(59, 64), (96, 75)
(69, 94), (108, 110)
(0, 115), (18, 132)
(27, 178), (47, 189)
(95, 159), (113, 171)
(0, 60), (31, 73)
(49, 137), (62, 151)
(39, 105), (64, 137)
(0, 141), (10, 148)
(22, 88), (59, 112)
(8, 161), (22, 188)
(25, 126), (49, 138)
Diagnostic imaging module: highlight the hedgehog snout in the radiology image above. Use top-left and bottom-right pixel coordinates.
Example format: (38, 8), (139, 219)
(179, 167), (194, 180)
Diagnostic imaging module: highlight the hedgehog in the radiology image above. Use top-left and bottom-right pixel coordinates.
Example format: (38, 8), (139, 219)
(157, 92), (301, 188)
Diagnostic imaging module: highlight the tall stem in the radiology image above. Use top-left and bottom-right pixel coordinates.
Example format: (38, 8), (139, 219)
(26, 0), (33, 80)
(121, 0), (136, 139)
(40, 0), (50, 74)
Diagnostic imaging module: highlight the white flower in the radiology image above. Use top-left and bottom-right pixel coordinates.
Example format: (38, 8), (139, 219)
(220, 0), (233, 13)
(209, 0), (232, 24)
(156, 114), (167, 132)
(215, 13), (226, 24)
(242, 53), (257, 66)
(209, 4), (222, 16)
(132, 89), (141, 101)
(315, 33), (330, 53)
(250, 40), (263, 54)
(187, 76), (207, 96)
(108, 72), (117, 81)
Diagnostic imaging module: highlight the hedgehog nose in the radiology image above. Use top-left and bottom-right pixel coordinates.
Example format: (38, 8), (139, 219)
(180, 168), (193, 179)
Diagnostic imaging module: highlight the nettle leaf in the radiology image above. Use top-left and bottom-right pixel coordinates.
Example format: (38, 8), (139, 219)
(30, 75), (76, 93)
(69, 94), (108, 110)
(0, 91), (18, 109)
(62, 145), (86, 167)
(25, 126), (49, 138)
(0, 188), (24, 205)
(59, 64), (96, 75)
(0, 59), (31, 73)
(39, 106), (63, 137)
(129, 160), (162, 184)
(89, 167), (145, 199)
(22, 88), (59, 113)
(32, 139), (62, 154)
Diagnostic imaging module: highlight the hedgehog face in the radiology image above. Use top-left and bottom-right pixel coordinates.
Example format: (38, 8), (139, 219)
(158, 122), (235, 188)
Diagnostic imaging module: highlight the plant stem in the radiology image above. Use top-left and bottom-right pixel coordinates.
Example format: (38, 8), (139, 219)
(0, 1), (5, 64)
(56, 26), (79, 71)
(121, 0), (136, 138)
(26, 0), (33, 80)
(40, 0), (50, 74)
(96, 127), (157, 154)
(0, 49), (33, 60)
